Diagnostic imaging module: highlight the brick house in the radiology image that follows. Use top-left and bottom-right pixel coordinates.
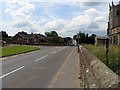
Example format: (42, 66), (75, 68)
(11, 33), (46, 45)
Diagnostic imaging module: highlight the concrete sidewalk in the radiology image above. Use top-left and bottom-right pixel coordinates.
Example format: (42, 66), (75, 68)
(48, 47), (82, 88)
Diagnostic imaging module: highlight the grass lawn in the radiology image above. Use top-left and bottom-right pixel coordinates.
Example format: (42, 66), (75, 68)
(83, 44), (119, 75)
(0, 45), (40, 57)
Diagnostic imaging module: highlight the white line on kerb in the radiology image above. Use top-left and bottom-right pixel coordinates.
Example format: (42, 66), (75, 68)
(79, 47), (82, 52)
(35, 55), (48, 61)
(51, 51), (56, 54)
(0, 66), (25, 79)
(58, 48), (62, 51)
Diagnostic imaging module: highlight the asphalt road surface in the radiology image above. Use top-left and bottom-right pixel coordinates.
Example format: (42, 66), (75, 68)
(1, 46), (80, 88)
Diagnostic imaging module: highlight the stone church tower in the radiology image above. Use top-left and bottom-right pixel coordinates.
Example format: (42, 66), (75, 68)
(108, 1), (120, 45)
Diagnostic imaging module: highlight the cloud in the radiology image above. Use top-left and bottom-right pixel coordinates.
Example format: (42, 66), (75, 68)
(4, 0), (108, 37)
(5, 0), (47, 35)
(5, 0), (35, 18)
(40, 7), (107, 36)
(5, 0), (45, 34)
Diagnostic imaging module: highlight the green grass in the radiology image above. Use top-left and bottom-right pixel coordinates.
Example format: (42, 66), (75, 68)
(83, 44), (119, 75)
(0, 45), (40, 57)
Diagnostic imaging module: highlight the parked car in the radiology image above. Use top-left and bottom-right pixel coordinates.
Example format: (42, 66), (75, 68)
(0, 40), (8, 46)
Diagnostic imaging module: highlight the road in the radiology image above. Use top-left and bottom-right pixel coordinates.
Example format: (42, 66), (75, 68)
(1, 46), (80, 88)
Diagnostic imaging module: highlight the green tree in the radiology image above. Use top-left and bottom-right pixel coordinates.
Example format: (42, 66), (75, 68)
(45, 32), (51, 37)
(1, 31), (9, 38)
(78, 31), (86, 44)
(73, 31), (96, 45)
(18, 31), (27, 34)
(45, 31), (60, 43)
(89, 34), (96, 45)
(51, 31), (58, 37)
(64, 37), (72, 45)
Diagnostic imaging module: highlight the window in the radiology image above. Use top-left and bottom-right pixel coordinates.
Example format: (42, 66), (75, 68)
(117, 10), (120, 15)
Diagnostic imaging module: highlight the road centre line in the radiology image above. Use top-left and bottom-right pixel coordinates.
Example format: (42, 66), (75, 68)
(35, 55), (48, 61)
(0, 66), (25, 79)
(51, 51), (57, 54)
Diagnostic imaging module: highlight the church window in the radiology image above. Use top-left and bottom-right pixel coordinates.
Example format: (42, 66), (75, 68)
(117, 10), (120, 15)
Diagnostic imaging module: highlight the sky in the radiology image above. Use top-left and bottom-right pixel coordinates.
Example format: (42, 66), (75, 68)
(0, 0), (119, 37)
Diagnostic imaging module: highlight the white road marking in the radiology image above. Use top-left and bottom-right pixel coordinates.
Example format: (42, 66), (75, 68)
(35, 55), (48, 61)
(0, 66), (25, 79)
(51, 51), (56, 54)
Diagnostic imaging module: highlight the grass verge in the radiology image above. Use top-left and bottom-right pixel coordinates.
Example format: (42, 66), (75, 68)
(0, 45), (40, 58)
(83, 44), (119, 75)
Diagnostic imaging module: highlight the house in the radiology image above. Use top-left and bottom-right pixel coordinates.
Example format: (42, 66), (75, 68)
(107, 1), (120, 45)
(95, 36), (107, 45)
(11, 33), (46, 45)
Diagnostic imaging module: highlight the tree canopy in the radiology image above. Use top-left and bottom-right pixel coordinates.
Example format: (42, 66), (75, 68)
(18, 31), (28, 34)
(0, 31), (9, 38)
(73, 31), (96, 45)
(45, 31), (58, 37)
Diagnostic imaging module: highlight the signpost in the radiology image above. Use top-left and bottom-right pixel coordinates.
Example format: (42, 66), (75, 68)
(106, 36), (109, 66)
(77, 34), (80, 53)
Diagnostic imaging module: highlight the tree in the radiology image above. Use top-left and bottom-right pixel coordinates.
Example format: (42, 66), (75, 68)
(45, 32), (51, 37)
(73, 35), (78, 40)
(1, 31), (8, 38)
(85, 33), (89, 44)
(18, 31), (27, 34)
(73, 31), (96, 45)
(0, 31), (12, 44)
(64, 37), (72, 45)
(51, 31), (58, 37)
(89, 34), (96, 45)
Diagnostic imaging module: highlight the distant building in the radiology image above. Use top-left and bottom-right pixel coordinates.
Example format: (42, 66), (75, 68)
(11, 33), (46, 45)
(107, 1), (120, 45)
(95, 36), (106, 45)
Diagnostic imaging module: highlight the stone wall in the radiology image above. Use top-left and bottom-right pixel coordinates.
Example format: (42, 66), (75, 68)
(79, 46), (120, 88)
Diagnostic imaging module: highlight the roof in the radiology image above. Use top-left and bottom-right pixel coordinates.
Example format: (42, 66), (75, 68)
(17, 33), (45, 39)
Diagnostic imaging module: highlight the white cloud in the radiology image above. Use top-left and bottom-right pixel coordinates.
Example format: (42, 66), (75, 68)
(40, 7), (107, 36)
(4, 0), (46, 35)
(5, 0), (35, 18)
(4, 0), (109, 37)
(5, 0), (45, 34)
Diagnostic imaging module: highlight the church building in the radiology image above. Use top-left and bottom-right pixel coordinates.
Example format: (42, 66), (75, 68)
(107, 1), (120, 45)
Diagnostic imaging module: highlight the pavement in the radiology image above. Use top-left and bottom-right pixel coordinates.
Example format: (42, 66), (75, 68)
(0, 46), (81, 88)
